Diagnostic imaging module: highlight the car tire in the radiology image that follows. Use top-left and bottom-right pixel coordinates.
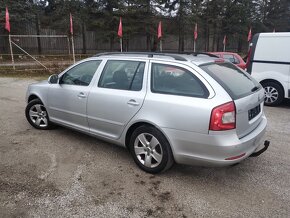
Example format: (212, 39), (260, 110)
(129, 125), (174, 174)
(262, 81), (284, 106)
(25, 99), (55, 130)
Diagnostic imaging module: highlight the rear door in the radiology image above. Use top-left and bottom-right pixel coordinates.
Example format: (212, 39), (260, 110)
(87, 59), (148, 139)
(200, 62), (264, 138)
(142, 60), (215, 134)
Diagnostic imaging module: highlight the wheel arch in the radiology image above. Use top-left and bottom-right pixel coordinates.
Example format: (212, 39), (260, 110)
(28, 94), (42, 103)
(124, 121), (174, 154)
(260, 79), (285, 97)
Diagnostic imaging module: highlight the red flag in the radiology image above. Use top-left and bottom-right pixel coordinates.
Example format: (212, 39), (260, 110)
(223, 35), (227, 45)
(70, 13), (73, 35)
(247, 28), (252, 42)
(118, 17), (122, 38)
(194, 23), (198, 41)
(157, 21), (162, 39)
(5, 7), (10, 33)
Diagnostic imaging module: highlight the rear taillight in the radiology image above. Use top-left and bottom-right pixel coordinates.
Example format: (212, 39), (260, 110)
(209, 101), (236, 131)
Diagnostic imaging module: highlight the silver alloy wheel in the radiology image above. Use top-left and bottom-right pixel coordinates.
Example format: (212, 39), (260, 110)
(134, 133), (163, 168)
(264, 86), (279, 104)
(29, 104), (48, 128)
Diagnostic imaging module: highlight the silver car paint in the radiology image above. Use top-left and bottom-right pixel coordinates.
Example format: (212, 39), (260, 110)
(87, 58), (149, 139)
(26, 55), (267, 166)
(47, 59), (105, 132)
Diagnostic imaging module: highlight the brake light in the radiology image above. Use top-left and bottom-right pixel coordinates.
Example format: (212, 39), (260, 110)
(209, 101), (236, 131)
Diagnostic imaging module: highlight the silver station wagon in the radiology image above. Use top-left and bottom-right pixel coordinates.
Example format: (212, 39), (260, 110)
(25, 52), (270, 173)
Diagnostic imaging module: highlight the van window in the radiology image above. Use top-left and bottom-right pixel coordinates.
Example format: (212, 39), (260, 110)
(200, 62), (261, 99)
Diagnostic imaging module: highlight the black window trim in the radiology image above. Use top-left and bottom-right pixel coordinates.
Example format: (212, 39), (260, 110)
(200, 62), (262, 100)
(59, 60), (101, 86)
(97, 59), (146, 91)
(150, 63), (210, 98)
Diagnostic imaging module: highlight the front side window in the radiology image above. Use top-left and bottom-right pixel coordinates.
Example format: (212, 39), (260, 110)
(98, 60), (145, 91)
(151, 63), (209, 98)
(60, 60), (101, 86)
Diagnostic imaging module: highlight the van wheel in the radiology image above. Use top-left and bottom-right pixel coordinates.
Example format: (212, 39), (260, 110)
(25, 99), (55, 130)
(262, 82), (284, 106)
(129, 125), (174, 174)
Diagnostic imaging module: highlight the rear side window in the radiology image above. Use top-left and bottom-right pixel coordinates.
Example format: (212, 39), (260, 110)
(98, 60), (145, 91)
(200, 63), (261, 99)
(224, 54), (240, 64)
(151, 63), (209, 98)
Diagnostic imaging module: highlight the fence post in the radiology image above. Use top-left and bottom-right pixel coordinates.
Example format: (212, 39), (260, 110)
(67, 37), (71, 55)
(71, 35), (75, 63)
(8, 34), (15, 71)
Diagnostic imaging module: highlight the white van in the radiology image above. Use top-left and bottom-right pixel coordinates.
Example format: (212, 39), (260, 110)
(246, 32), (290, 106)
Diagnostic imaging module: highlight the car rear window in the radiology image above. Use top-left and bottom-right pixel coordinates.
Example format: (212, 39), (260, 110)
(200, 62), (261, 99)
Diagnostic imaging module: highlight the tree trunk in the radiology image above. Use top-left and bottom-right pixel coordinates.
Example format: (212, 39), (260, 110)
(110, 35), (114, 51)
(216, 34), (220, 52)
(205, 23), (210, 52)
(146, 32), (151, 51)
(35, 13), (42, 55)
(82, 22), (87, 54)
(146, 0), (151, 51)
(179, 30), (185, 52)
(237, 35), (242, 53)
(212, 23), (216, 51)
(178, 1), (185, 53)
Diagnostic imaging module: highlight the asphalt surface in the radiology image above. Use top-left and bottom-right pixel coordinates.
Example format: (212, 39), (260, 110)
(0, 77), (289, 218)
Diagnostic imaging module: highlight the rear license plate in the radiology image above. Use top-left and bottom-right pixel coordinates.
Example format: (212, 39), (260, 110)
(248, 104), (261, 121)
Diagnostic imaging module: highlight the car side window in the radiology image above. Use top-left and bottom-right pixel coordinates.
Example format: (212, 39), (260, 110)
(233, 55), (240, 64)
(60, 60), (101, 86)
(224, 54), (240, 64)
(98, 60), (145, 91)
(151, 63), (209, 98)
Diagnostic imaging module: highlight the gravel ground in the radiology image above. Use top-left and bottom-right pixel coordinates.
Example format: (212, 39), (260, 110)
(0, 77), (289, 218)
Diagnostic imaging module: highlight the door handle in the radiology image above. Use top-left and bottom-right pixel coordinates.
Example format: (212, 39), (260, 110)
(127, 99), (139, 106)
(77, 92), (86, 98)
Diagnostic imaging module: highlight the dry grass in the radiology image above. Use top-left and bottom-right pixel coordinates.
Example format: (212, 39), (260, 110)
(0, 63), (69, 81)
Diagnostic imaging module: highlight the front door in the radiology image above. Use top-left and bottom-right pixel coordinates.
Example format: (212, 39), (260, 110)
(87, 59), (148, 139)
(48, 60), (102, 131)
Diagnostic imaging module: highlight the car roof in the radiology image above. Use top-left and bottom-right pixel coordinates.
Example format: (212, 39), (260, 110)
(259, 32), (290, 37)
(92, 52), (218, 66)
(210, 52), (240, 56)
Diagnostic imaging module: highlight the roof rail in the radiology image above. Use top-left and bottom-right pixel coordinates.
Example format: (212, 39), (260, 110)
(94, 52), (187, 61)
(153, 51), (219, 58)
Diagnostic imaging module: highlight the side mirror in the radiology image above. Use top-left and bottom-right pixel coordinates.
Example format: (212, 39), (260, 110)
(48, 74), (59, 84)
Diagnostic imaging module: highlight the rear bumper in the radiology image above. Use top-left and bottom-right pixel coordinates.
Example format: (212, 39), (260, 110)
(162, 115), (268, 167)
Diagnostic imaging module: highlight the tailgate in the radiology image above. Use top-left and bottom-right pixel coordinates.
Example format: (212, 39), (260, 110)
(234, 88), (265, 138)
